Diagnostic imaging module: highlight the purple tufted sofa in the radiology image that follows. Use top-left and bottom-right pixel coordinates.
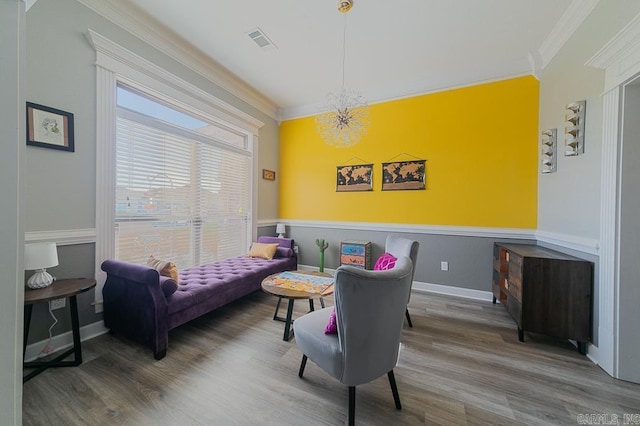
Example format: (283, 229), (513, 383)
(101, 237), (297, 359)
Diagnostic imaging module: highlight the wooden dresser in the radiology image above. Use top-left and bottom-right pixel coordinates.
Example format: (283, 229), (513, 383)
(492, 243), (593, 354)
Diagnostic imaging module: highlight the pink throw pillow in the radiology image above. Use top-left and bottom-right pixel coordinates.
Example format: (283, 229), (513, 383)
(325, 253), (398, 334)
(374, 253), (397, 271)
(324, 307), (337, 334)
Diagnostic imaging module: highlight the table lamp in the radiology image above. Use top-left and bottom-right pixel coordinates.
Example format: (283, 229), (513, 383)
(25, 242), (59, 289)
(276, 223), (286, 238)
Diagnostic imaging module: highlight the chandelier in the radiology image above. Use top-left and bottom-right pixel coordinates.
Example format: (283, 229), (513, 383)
(316, 0), (369, 148)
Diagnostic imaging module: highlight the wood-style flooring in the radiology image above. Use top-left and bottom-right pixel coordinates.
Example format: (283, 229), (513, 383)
(23, 291), (640, 425)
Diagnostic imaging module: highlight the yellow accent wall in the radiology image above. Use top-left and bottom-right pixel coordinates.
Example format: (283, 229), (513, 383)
(279, 76), (538, 228)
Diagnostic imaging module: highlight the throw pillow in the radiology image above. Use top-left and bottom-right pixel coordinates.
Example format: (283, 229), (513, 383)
(324, 307), (338, 334)
(147, 255), (179, 283)
(374, 253), (398, 271)
(274, 247), (294, 258)
(159, 276), (178, 297)
(247, 242), (279, 260)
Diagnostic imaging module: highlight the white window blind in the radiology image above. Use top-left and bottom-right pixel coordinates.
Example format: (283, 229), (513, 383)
(115, 86), (251, 269)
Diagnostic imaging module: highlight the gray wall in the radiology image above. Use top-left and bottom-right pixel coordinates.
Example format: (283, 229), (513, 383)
(1, 2), (26, 423)
(24, 245), (95, 344)
(24, 0), (279, 342)
(537, 1), (640, 238)
(288, 226), (534, 294)
(618, 82), (640, 382)
(537, 1), (640, 355)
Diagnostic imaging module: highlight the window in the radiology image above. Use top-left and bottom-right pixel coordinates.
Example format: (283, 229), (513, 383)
(115, 85), (252, 269)
(90, 30), (264, 308)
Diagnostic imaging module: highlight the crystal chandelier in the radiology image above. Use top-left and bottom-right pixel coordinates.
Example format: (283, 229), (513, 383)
(316, 0), (369, 148)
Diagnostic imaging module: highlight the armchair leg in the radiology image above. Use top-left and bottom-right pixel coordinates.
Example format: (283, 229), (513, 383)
(405, 308), (413, 328)
(388, 370), (402, 410)
(298, 355), (308, 378)
(348, 386), (356, 426)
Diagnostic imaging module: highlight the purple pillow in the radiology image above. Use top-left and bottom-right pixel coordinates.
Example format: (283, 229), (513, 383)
(159, 276), (178, 297)
(274, 247), (294, 258)
(324, 307), (337, 334)
(374, 253), (397, 271)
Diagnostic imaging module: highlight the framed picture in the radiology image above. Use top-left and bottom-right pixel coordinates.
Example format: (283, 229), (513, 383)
(26, 102), (75, 152)
(381, 160), (426, 191)
(262, 169), (276, 181)
(336, 164), (373, 192)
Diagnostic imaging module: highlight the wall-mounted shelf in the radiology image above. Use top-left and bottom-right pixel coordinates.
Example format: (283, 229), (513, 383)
(541, 128), (557, 173)
(564, 101), (586, 156)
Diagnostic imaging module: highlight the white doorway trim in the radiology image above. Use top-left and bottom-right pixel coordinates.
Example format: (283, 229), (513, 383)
(586, 12), (640, 378)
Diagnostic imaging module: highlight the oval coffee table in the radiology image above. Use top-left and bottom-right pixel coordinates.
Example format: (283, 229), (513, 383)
(261, 270), (334, 341)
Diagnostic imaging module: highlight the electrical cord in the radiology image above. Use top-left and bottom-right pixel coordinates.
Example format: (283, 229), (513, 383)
(37, 301), (58, 358)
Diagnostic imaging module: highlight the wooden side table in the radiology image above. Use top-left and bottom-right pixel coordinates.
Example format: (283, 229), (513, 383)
(262, 270), (334, 341)
(23, 277), (96, 382)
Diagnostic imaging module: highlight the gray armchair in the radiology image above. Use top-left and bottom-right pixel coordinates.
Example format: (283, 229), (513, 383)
(385, 235), (420, 327)
(293, 256), (413, 426)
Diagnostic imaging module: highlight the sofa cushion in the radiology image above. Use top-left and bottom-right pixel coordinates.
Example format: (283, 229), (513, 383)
(257, 236), (295, 249)
(147, 255), (179, 282)
(247, 242), (279, 260)
(159, 276), (178, 297)
(168, 255), (297, 318)
(275, 247), (294, 258)
(324, 307), (338, 334)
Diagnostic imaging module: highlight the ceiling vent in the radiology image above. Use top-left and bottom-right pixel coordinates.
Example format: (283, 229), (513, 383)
(247, 28), (277, 50)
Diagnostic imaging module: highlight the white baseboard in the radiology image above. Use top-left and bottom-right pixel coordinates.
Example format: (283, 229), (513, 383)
(593, 326), (616, 377)
(24, 320), (108, 362)
(297, 264), (491, 302)
(412, 281), (493, 301)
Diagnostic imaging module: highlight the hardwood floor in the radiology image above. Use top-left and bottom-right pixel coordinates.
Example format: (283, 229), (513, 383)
(23, 291), (640, 425)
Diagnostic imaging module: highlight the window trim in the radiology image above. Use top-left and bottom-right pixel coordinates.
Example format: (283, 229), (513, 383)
(88, 30), (264, 311)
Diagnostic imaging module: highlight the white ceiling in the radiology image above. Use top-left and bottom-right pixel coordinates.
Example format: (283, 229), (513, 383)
(122, 0), (574, 119)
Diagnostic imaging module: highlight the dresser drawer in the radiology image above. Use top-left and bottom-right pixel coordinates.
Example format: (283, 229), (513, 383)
(340, 240), (372, 269)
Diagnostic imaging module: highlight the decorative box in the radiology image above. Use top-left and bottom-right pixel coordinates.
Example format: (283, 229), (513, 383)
(340, 240), (372, 269)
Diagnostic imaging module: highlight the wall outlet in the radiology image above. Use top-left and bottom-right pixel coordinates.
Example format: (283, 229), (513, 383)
(50, 298), (66, 310)
(440, 261), (449, 272)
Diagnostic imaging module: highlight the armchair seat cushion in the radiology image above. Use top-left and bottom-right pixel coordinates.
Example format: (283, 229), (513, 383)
(294, 307), (342, 379)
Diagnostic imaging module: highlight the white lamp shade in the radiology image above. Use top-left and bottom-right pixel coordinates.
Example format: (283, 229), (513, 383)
(25, 242), (59, 270)
(275, 223), (286, 235)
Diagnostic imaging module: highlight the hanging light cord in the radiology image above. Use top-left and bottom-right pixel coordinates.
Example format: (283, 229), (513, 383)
(341, 12), (347, 89)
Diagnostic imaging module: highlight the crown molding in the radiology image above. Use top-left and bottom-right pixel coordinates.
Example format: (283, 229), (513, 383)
(75, 0), (278, 121)
(586, 12), (640, 92)
(85, 29), (265, 133)
(279, 72), (533, 121)
(539, 0), (601, 69)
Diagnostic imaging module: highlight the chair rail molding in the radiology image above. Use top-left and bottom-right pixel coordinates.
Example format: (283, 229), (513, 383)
(535, 230), (599, 255)
(25, 228), (97, 246)
(279, 220), (536, 240)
